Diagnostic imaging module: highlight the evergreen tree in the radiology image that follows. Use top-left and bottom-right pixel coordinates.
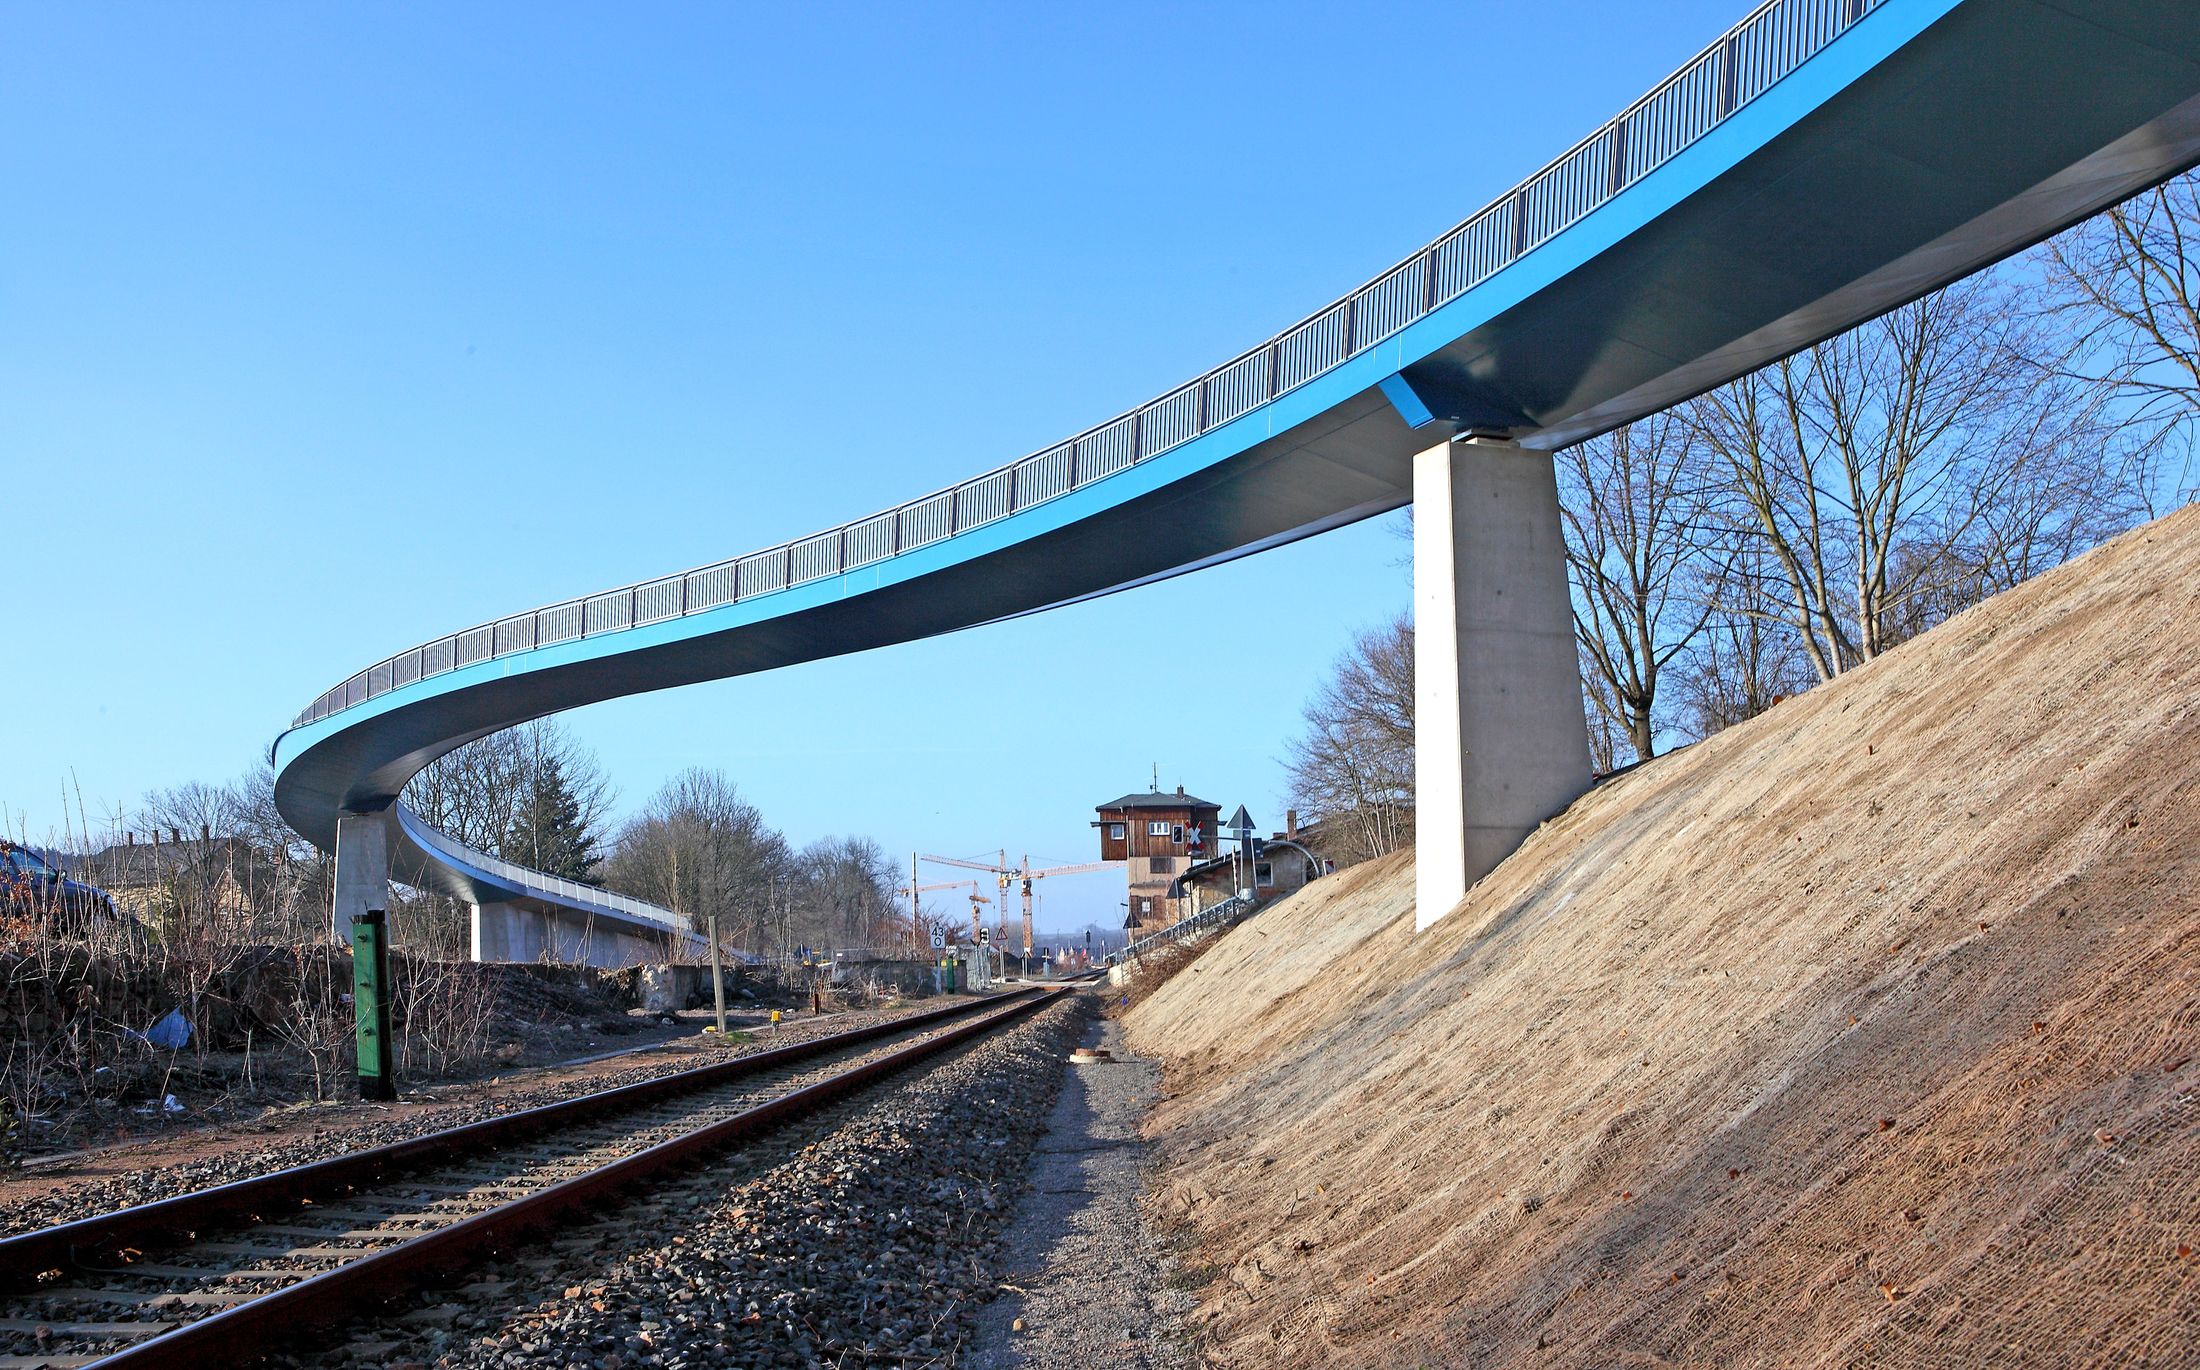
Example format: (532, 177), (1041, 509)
(504, 753), (601, 884)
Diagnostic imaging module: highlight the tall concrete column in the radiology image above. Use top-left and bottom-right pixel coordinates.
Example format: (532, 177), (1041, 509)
(331, 811), (391, 944)
(1413, 437), (1591, 930)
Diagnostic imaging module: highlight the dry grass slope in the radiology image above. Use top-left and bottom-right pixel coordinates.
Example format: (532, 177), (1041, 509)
(1127, 506), (2200, 1368)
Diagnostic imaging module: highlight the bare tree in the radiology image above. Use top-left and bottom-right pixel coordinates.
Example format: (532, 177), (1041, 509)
(395, 721), (611, 952)
(601, 769), (794, 952)
(2035, 171), (2200, 501)
(1559, 411), (1717, 762)
(1687, 275), (2124, 680)
(1283, 615), (1414, 867)
(121, 770), (327, 945)
(402, 720), (609, 862)
(791, 836), (901, 950)
(1577, 652), (1628, 775)
(1663, 532), (1818, 739)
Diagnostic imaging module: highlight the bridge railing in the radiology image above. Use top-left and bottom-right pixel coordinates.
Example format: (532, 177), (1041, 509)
(292, 0), (1881, 731)
(396, 807), (696, 937)
(1117, 893), (1258, 963)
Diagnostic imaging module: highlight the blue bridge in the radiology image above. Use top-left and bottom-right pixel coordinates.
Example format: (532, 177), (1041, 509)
(273, 0), (2200, 963)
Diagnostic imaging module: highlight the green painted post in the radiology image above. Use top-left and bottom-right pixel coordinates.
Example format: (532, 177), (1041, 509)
(351, 908), (396, 1101)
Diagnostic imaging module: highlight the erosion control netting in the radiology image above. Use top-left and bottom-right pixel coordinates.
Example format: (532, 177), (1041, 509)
(1129, 506), (2200, 1368)
(1841, 1089), (2200, 1368)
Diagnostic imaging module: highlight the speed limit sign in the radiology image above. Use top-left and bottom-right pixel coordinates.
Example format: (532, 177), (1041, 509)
(930, 930), (946, 949)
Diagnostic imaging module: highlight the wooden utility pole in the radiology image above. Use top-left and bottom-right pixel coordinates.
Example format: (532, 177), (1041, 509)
(707, 911), (727, 1036)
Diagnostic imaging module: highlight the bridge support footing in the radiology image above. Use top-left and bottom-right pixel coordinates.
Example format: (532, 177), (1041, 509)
(331, 811), (390, 944)
(1413, 437), (1591, 930)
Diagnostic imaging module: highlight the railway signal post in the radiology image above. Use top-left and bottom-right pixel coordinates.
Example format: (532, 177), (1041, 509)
(351, 908), (396, 1102)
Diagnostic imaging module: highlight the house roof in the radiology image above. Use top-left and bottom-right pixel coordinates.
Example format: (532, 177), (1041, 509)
(70, 837), (265, 888)
(1095, 790), (1221, 813)
(1173, 839), (1321, 890)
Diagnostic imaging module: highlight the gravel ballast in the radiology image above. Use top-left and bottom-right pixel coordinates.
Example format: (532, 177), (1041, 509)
(297, 992), (1090, 1369)
(0, 999), (985, 1239)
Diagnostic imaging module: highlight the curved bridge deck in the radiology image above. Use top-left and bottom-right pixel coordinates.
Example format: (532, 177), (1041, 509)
(272, 0), (2200, 960)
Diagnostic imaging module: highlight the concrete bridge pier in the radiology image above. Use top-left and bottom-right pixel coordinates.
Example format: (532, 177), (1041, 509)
(1413, 437), (1591, 930)
(470, 901), (545, 963)
(470, 900), (677, 969)
(331, 810), (391, 943)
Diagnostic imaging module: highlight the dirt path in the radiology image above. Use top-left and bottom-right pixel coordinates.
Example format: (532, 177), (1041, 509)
(965, 1004), (1193, 1369)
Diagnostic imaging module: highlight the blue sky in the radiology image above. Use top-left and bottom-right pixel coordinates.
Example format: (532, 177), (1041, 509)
(2, 0), (1745, 931)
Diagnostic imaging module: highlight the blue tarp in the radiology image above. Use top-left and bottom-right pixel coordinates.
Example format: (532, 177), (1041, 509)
(144, 1009), (191, 1051)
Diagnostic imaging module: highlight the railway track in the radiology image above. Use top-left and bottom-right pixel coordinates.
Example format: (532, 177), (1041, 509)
(0, 987), (1063, 1369)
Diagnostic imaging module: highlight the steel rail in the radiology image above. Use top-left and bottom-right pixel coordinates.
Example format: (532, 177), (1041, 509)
(78, 987), (1063, 1370)
(0, 990), (1039, 1289)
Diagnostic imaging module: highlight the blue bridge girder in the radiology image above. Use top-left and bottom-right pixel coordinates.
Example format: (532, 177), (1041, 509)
(273, 0), (2200, 950)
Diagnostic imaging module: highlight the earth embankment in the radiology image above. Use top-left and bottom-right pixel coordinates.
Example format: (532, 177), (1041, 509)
(1127, 506), (2200, 1367)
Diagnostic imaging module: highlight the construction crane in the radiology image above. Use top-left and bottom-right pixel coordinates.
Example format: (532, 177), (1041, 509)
(920, 851), (1123, 954)
(894, 874), (992, 948)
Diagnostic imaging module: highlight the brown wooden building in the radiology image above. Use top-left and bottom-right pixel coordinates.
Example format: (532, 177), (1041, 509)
(1094, 787), (1221, 932)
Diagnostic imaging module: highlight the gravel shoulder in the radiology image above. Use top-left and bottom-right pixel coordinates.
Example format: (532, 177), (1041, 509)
(962, 1007), (1192, 1369)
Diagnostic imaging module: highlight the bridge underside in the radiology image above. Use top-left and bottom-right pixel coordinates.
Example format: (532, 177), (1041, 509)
(276, 0), (2200, 954)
